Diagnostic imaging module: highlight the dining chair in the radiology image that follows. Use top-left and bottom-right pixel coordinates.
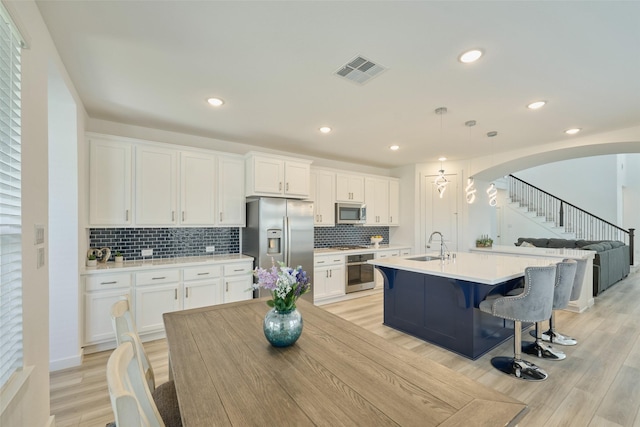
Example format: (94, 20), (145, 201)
(111, 295), (155, 391)
(106, 333), (166, 427)
(479, 265), (557, 381)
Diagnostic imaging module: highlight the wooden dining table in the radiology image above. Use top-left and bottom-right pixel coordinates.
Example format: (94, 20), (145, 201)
(163, 298), (527, 426)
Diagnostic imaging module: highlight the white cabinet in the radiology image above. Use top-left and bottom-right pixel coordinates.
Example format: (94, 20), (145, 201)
(83, 273), (131, 344)
(245, 153), (312, 198)
(218, 156), (246, 226)
(374, 250), (400, 288)
(336, 174), (365, 202)
(314, 254), (346, 302)
(400, 248), (412, 256)
(310, 169), (335, 226)
(180, 151), (217, 225)
(134, 269), (181, 334)
(183, 265), (223, 310)
(223, 262), (254, 303)
(135, 146), (178, 225)
(89, 138), (133, 225)
(389, 179), (400, 226)
(365, 177), (390, 226)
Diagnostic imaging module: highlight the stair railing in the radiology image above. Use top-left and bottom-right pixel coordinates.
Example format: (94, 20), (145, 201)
(508, 174), (634, 265)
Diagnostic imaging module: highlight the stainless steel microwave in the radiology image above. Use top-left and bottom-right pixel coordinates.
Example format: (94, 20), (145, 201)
(336, 203), (366, 225)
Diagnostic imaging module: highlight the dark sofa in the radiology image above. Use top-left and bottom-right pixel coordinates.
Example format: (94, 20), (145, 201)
(516, 237), (630, 296)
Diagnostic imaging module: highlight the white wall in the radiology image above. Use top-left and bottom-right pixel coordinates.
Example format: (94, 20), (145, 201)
(620, 154), (640, 264)
(0, 1), (86, 426)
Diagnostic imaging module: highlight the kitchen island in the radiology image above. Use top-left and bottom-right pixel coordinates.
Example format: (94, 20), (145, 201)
(369, 252), (553, 360)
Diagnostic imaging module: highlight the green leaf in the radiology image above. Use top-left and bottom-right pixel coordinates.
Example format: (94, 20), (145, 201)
(266, 300), (275, 307)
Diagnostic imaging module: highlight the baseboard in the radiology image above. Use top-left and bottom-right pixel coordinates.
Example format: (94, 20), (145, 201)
(49, 350), (83, 372)
(45, 415), (55, 427)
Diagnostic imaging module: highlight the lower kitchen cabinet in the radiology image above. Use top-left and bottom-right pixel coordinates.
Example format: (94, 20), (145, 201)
(183, 265), (223, 310)
(135, 282), (181, 334)
(314, 254), (346, 302)
(374, 250), (400, 288)
(223, 262), (254, 303)
(83, 273), (131, 344)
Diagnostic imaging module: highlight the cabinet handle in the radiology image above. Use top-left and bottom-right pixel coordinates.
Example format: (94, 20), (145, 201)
(390, 216), (392, 223)
(286, 182), (289, 191)
(172, 211), (175, 221)
(185, 287), (189, 298)
(326, 271), (329, 278)
(197, 272), (210, 276)
(152, 277), (166, 280)
(226, 282), (229, 292)
(279, 182), (282, 191)
(329, 270), (332, 278)
(320, 214), (322, 222)
(317, 261), (325, 264)
(100, 281), (117, 285)
(182, 211), (185, 222)
(174, 289), (178, 300)
(220, 212), (223, 222)
(234, 269), (243, 272)
(125, 210), (129, 221)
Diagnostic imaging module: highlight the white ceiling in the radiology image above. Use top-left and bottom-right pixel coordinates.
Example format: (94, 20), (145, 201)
(36, 1), (640, 169)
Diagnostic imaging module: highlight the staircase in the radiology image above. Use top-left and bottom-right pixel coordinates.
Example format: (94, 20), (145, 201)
(507, 174), (635, 264)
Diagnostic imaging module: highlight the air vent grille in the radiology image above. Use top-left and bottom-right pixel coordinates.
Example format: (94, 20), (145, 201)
(334, 55), (386, 85)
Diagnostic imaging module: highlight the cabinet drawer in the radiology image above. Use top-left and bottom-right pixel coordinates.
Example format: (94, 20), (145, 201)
(376, 250), (399, 259)
(136, 269), (180, 286)
(314, 255), (345, 267)
(223, 262), (253, 276)
(183, 265), (222, 281)
(85, 273), (131, 291)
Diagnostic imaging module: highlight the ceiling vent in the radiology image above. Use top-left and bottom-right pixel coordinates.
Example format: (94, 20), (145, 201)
(335, 55), (387, 85)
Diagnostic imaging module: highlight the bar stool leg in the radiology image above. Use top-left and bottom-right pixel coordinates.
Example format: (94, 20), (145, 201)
(539, 312), (578, 346)
(523, 321), (566, 360)
(491, 321), (549, 381)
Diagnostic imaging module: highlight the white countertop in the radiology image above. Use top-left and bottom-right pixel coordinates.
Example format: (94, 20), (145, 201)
(470, 244), (595, 259)
(368, 251), (557, 285)
(82, 254), (254, 275)
(314, 245), (411, 256)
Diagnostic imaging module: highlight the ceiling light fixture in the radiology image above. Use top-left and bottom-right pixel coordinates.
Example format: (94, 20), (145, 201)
(565, 128), (581, 135)
(527, 101), (547, 110)
(207, 97), (224, 107)
(465, 120), (477, 204)
(319, 126), (332, 134)
(390, 145), (400, 151)
(434, 108), (449, 198)
(485, 129), (498, 206)
(459, 49), (483, 63)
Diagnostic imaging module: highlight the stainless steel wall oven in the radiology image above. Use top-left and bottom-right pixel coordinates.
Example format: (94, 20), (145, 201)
(345, 253), (375, 293)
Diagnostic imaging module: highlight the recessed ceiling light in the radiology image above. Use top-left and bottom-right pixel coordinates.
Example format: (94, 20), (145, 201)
(565, 128), (581, 135)
(527, 101), (547, 110)
(458, 49), (483, 63)
(319, 126), (332, 134)
(389, 145), (400, 151)
(438, 157), (447, 162)
(207, 97), (224, 107)
(487, 131), (498, 137)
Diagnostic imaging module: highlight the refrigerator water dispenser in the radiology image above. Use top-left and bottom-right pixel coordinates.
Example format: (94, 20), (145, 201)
(267, 229), (282, 255)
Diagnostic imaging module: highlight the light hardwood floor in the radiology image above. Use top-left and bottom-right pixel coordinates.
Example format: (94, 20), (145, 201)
(51, 269), (640, 427)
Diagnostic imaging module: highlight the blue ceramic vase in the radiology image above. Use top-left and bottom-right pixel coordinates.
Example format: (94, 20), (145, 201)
(263, 307), (303, 347)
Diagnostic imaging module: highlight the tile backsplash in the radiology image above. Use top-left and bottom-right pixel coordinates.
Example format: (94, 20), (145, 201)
(89, 227), (240, 261)
(314, 225), (389, 248)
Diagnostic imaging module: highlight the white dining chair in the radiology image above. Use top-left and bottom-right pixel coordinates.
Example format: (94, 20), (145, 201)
(107, 333), (166, 427)
(111, 296), (155, 391)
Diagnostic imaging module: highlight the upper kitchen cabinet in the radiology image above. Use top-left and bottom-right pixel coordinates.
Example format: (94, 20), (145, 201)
(89, 137), (133, 225)
(180, 151), (217, 225)
(309, 169), (335, 226)
(218, 156), (246, 226)
(245, 152), (312, 198)
(135, 145), (179, 225)
(364, 177), (400, 226)
(336, 174), (364, 203)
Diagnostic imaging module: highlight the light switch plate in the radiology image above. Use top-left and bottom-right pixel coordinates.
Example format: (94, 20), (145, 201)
(37, 247), (45, 269)
(141, 249), (153, 257)
(34, 224), (45, 245)
(206, 246), (215, 253)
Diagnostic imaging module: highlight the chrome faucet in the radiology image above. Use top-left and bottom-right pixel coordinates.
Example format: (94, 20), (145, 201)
(428, 231), (448, 259)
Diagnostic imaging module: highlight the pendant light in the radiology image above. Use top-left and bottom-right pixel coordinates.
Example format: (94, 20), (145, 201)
(464, 120), (477, 204)
(434, 107), (448, 198)
(486, 130), (498, 206)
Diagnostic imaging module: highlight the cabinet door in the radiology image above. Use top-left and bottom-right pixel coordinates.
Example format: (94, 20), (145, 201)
(365, 178), (389, 225)
(252, 157), (284, 195)
(310, 170), (335, 226)
(135, 283), (181, 334)
(136, 146), (178, 225)
(224, 275), (253, 303)
(184, 279), (223, 310)
(336, 174), (364, 202)
(313, 266), (330, 300)
(326, 265), (345, 298)
(89, 138), (132, 225)
(218, 156), (245, 226)
(84, 290), (130, 344)
(389, 180), (400, 226)
(284, 161), (310, 197)
(181, 152), (216, 225)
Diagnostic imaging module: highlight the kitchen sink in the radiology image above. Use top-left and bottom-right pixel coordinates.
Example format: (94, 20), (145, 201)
(405, 255), (442, 262)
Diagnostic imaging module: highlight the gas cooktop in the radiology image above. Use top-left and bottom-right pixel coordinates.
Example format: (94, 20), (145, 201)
(331, 245), (370, 251)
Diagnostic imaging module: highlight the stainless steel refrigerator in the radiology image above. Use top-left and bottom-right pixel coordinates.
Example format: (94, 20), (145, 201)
(243, 197), (315, 303)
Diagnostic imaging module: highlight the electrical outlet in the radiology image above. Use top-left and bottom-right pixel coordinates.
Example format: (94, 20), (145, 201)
(141, 249), (153, 257)
(206, 246), (215, 253)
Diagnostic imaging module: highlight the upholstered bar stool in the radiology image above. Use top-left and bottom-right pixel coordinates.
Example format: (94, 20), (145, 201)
(479, 265), (556, 381)
(539, 257), (587, 346)
(523, 260), (577, 361)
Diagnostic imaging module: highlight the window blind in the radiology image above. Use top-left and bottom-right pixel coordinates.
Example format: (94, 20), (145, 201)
(0, 3), (23, 389)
